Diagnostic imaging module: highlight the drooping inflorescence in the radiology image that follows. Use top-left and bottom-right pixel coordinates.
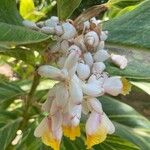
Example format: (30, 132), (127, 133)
(23, 16), (131, 150)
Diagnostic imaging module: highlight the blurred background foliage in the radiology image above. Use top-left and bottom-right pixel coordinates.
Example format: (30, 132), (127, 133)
(0, 0), (149, 150)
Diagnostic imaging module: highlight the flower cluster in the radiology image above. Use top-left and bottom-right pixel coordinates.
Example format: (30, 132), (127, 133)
(23, 16), (131, 150)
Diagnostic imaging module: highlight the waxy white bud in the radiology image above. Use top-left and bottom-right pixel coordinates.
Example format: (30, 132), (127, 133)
(103, 76), (123, 96)
(92, 62), (106, 74)
(77, 62), (90, 80)
(41, 26), (55, 34)
(45, 16), (59, 27)
(83, 52), (94, 67)
(38, 65), (63, 80)
(84, 31), (99, 49)
(94, 50), (110, 62)
(111, 54), (128, 69)
(61, 22), (77, 40)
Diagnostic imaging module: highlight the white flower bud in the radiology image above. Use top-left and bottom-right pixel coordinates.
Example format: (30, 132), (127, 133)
(100, 31), (108, 41)
(64, 46), (81, 71)
(22, 20), (39, 30)
(103, 76), (123, 96)
(77, 62), (90, 80)
(61, 22), (77, 40)
(83, 52), (94, 67)
(50, 40), (61, 53)
(38, 65), (63, 80)
(55, 25), (64, 36)
(41, 26), (55, 34)
(87, 98), (103, 114)
(45, 16), (59, 27)
(92, 62), (106, 74)
(111, 54), (128, 69)
(84, 31), (99, 49)
(94, 50), (110, 62)
(82, 82), (104, 97)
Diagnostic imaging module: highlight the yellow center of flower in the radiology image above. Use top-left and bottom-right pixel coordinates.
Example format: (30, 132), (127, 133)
(42, 132), (60, 150)
(63, 125), (80, 140)
(121, 78), (132, 95)
(85, 124), (107, 149)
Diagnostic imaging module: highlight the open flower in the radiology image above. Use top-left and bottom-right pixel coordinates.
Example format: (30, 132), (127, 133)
(85, 111), (115, 149)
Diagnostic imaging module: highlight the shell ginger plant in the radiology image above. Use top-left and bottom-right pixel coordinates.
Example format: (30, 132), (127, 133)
(23, 8), (131, 150)
(0, 0), (150, 150)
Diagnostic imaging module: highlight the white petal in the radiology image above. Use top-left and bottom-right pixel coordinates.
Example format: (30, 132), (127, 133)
(69, 104), (82, 119)
(71, 116), (80, 126)
(87, 98), (103, 113)
(69, 78), (83, 104)
(38, 65), (62, 79)
(111, 54), (128, 69)
(94, 50), (110, 62)
(34, 117), (49, 137)
(102, 113), (115, 134)
(77, 63), (90, 80)
(83, 52), (94, 67)
(61, 22), (77, 40)
(92, 62), (106, 74)
(86, 111), (101, 135)
(82, 82), (104, 97)
(103, 76), (123, 96)
(55, 83), (69, 108)
(42, 88), (55, 112)
(64, 50), (80, 71)
(50, 99), (58, 115)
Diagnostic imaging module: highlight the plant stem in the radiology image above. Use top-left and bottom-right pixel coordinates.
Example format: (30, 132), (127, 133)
(21, 71), (40, 129)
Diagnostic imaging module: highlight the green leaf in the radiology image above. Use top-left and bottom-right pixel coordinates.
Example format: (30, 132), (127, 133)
(131, 81), (150, 95)
(0, 0), (22, 25)
(0, 22), (50, 47)
(100, 96), (150, 149)
(105, 44), (150, 80)
(95, 135), (140, 150)
(0, 118), (22, 150)
(0, 81), (25, 104)
(105, 0), (150, 49)
(0, 47), (36, 65)
(57, 0), (82, 20)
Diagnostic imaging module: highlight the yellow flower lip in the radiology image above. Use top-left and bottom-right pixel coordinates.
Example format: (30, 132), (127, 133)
(85, 124), (107, 149)
(121, 78), (132, 95)
(63, 125), (81, 140)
